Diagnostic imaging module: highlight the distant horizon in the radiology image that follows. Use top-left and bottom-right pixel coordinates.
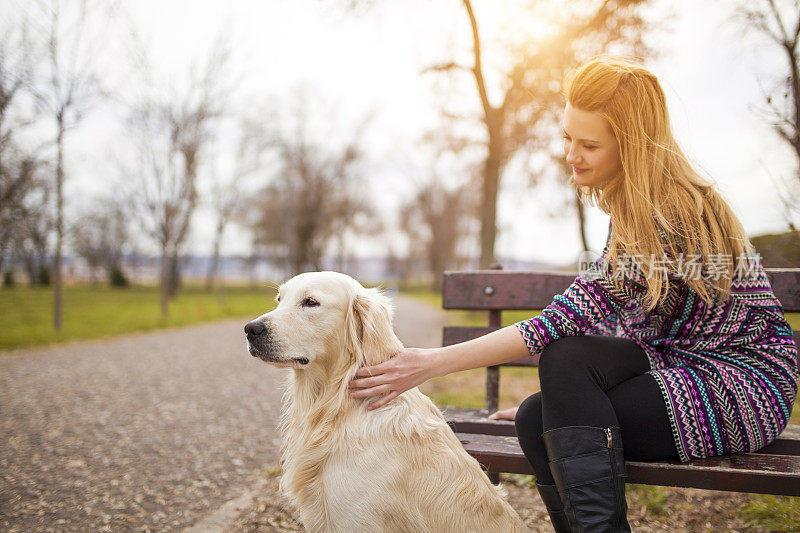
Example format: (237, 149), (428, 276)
(6, 223), (797, 285)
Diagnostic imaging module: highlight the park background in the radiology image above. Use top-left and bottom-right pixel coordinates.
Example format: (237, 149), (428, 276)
(2, 0), (800, 531)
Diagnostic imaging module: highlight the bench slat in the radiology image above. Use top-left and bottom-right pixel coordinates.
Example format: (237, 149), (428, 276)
(443, 326), (498, 345)
(759, 425), (800, 455)
(442, 271), (573, 310)
(442, 269), (800, 312)
(444, 408), (800, 455)
(443, 406), (517, 436)
(767, 269), (800, 312)
(625, 455), (800, 496)
(454, 431), (800, 496)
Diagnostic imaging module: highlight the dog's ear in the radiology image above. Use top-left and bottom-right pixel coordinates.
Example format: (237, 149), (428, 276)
(345, 287), (400, 367)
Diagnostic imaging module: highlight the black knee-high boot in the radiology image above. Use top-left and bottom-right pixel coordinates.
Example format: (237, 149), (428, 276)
(542, 426), (630, 533)
(536, 482), (572, 533)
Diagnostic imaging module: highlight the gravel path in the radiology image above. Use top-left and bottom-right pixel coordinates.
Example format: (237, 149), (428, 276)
(0, 294), (444, 532)
(387, 291), (446, 349)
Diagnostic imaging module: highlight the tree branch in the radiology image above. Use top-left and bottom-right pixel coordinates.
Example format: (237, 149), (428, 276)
(766, 0), (791, 45)
(462, 0), (494, 120)
(421, 62), (471, 74)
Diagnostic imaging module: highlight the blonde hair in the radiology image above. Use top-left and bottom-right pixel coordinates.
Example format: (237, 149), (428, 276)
(564, 56), (754, 310)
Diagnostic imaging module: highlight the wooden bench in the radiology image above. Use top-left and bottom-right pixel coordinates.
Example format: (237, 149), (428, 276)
(441, 267), (800, 496)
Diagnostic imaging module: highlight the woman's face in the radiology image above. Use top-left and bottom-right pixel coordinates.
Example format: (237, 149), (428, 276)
(562, 102), (622, 189)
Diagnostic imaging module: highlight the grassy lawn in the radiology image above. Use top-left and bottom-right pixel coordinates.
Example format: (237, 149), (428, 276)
(0, 284), (277, 351)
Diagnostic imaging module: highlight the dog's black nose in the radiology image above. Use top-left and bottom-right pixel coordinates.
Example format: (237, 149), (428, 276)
(245, 321), (265, 337)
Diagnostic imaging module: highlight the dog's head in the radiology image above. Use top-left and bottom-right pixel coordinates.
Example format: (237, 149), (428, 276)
(245, 271), (401, 371)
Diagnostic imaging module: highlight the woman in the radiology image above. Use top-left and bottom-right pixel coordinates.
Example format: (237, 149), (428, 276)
(349, 57), (798, 532)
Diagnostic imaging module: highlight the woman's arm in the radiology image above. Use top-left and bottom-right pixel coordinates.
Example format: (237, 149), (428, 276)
(351, 244), (648, 410)
(348, 325), (531, 410)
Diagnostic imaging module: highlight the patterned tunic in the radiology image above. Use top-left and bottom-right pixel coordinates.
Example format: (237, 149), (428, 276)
(515, 226), (799, 462)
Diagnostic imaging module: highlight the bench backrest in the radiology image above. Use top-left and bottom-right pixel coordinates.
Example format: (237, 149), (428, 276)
(441, 268), (800, 410)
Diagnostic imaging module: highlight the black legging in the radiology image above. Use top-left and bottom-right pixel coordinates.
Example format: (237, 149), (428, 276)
(515, 335), (679, 485)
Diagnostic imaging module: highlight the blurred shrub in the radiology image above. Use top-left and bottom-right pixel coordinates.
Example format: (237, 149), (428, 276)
(109, 266), (129, 287)
(37, 266), (50, 285)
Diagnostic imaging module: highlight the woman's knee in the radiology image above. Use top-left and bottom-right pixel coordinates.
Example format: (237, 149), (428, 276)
(515, 392), (544, 436)
(538, 336), (587, 381)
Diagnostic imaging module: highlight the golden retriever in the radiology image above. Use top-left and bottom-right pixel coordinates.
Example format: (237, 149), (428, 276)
(244, 271), (528, 533)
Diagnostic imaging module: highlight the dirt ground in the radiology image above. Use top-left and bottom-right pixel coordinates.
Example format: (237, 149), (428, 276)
(230, 467), (780, 533)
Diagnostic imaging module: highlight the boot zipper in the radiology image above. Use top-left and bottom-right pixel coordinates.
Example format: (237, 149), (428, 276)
(607, 427), (617, 525)
(606, 427), (625, 528)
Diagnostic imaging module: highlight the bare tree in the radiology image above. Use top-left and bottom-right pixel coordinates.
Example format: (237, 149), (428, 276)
(0, 152), (43, 275)
(250, 110), (374, 276)
(205, 118), (271, 291)
(738, 0), (800, 227)
(0, 15), (35, 170)
(0, 16), (42, 276)
(9, 163), (54, 284)
(126, 44), (229, 316)
(431, 0), (651, 266)
(31, 0), (106, 329)
(70, 198), (129, 284)
(399, 177), (474, 290)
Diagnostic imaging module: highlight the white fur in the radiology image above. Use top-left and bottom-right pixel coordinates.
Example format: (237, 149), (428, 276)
(247, 271), (528, 533)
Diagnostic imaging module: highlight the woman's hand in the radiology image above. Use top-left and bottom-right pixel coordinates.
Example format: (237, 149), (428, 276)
(488, 406), (518, 421)
(349, 347), (440, 410)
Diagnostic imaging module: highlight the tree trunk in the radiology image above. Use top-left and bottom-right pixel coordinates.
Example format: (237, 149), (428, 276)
(431, 252), (444, 292)
(464, 0), (502, 269)
(248, 255), (257, 290)
(291, 256), (303, 277)
(479, 121), (502, 268)
(206, 219), (224, 291)
(336, 233), (346, 273)
(53, 117), (65, 331)
(166, 252), (180, 300)
(785, 40), (800, 167)
(23, 253), (36, 284)
(160, 245), (169, 317)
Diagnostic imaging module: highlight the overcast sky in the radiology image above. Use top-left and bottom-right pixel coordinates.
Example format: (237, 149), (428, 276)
(6, 0), (797, 266)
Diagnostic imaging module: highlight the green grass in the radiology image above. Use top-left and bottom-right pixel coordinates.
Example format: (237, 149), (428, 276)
(423, 366), (540, 409)
(626, 484), (673, 517)
(739, 495), (800, 531)
(0, 284), (277, 351)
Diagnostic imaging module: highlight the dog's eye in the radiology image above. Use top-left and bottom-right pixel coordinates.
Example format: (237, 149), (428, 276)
(302, 297), (320, 307)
